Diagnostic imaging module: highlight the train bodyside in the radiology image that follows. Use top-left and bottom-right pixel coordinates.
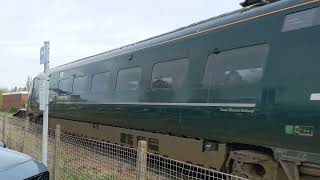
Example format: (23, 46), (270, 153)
(28, 0), (320, 178)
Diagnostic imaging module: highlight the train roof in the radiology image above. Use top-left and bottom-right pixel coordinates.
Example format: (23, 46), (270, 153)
(48, 0), (305, 74)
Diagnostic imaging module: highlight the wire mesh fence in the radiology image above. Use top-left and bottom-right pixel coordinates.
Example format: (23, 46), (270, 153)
(0, 114), (248, 180)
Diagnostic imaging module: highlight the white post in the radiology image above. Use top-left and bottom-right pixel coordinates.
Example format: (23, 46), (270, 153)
(136, 140), (147, 180)
(54, 124), (61, 180)
(41, 41), (50, 167)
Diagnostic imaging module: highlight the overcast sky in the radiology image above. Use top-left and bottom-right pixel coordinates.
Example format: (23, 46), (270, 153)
(0, 0), (241, 89)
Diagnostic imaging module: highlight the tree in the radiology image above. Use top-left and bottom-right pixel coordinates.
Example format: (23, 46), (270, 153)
(0, 87), (8, 93)
(11, 86), (18, 92)
(25, 76), (33, 91)
(18, 87), (27, 91)
(0, 87), (8, 111)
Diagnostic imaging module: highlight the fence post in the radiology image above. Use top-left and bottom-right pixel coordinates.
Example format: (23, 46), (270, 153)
(23, 117), (29, 153)
(136, 140), (147, 180)
(54, 124), (61, 180)
(2, 115), (6, 145)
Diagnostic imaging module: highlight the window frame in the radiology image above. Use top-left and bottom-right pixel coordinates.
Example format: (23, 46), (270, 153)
(31, 77), (40, 102)
(115, 67), (142, 92)
(58, 77), (74, 94)
(72, 75), (90, 94)
(90, 71), (112, 94)
(282, 6), (320, 32)
(203, 43), (270, 102)
(204, 44), (269, 87)
(151, 58), (190, 90)
(49, 73), (59, 90)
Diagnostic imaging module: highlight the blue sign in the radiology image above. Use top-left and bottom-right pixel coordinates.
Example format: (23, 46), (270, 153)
(40, 46), (47, 64)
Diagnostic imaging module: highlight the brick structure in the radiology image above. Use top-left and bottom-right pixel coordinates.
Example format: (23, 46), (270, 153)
(1, 91), (28, 112)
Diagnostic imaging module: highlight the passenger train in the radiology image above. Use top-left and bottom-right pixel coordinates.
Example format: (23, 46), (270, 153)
(28, 0), (320, 179)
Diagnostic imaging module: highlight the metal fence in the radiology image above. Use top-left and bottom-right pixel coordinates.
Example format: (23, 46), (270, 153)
(0, 114), (248, 180)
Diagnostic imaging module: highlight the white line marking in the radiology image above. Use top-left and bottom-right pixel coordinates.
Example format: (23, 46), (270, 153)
(56, 102), (256, 108)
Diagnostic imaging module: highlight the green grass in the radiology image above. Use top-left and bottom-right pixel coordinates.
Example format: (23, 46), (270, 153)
(58, 164), (120, 180)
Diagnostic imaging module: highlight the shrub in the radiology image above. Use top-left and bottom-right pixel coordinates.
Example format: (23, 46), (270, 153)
(9, 107), (17, 113)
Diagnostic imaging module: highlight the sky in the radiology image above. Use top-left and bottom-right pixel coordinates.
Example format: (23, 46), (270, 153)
(0, 0), (241, 89)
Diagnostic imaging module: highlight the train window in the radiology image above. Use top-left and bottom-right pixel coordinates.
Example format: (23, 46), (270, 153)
(59, 72), (64, 78)
(152, 58), (189, 89)
(116, 67), (142, 92)
(32, 78), (40, 103)
(91, 72), (112, 93)
(49, 74), (59, 90)
(282, 6), (320, 32)
(204, 44), (269, 102)
(73, 76), (90, 94)
(58, 78), (73, 93)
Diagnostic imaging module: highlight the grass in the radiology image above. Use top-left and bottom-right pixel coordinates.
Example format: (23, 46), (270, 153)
(0, 116), (137, 179)
(57, 142), (135, 179)
(0, 111), (13, 116)
(58, 164), (120, 180)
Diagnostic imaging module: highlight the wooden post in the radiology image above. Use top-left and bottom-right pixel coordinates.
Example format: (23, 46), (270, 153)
(2, 115), (6, 145)
(136, 140), (147, 180)
(22, 117), (29, 153)
(54, 124), (61, 180)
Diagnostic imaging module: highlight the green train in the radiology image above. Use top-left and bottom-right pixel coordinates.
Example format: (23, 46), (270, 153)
(28, 0), (320, 179)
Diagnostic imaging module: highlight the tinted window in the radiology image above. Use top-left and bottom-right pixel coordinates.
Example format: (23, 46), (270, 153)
(58, 78), (73, 93)
(49, 74), (59, 90)
(205, 44), (268, 86)
(73, 76), (90, 94)
(91, 72), (112, 93)
(152, 58), (189, 89)
(116, 67), (142, 92)
(204, 44), (269, 102)
(282, 7), (320, 32)
(32, 78), (40, 103)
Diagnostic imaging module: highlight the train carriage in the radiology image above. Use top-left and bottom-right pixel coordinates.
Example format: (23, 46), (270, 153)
(28, 0), (320, 179)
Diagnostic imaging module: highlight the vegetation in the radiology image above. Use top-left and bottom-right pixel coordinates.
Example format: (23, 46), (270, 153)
(0, 76), (32, 94)
(0, 76), (32, 112)
(9, 107), (17, 113)
(0, 87), (8, 111)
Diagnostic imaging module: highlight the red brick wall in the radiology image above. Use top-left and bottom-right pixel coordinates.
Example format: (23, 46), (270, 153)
(21, 94), (28, 106)
(2, 94), (28, 112)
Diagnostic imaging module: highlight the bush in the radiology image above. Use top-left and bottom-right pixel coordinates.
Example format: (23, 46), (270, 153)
(9, 107), (17, 113)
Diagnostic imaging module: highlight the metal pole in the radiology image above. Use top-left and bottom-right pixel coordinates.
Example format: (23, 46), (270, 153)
(42, 41), (50, 167)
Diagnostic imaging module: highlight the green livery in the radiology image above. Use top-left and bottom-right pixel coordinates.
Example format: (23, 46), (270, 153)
(28, 0), (320, 178)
